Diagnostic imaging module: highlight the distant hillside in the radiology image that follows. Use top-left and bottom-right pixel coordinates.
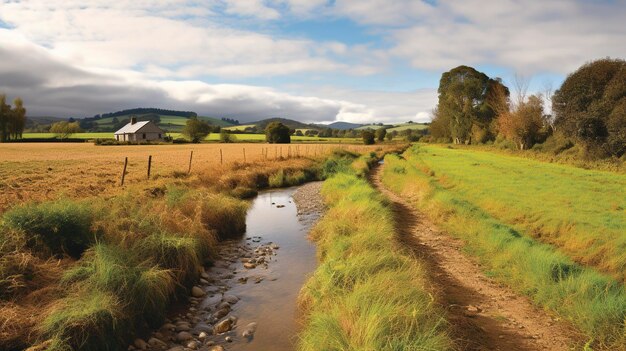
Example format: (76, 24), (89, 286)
(252, 118), (313, 131)
(96, 108), (197, 119)
(323, 122), (364, 130)
(23, 108), (237, 132)
(356, 124), (392, 130)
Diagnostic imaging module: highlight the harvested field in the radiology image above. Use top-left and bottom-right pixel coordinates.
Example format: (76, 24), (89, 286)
(0, 143), (388, 213)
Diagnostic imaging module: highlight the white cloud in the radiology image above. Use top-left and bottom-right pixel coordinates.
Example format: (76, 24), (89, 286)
(0, 0), (376, 79)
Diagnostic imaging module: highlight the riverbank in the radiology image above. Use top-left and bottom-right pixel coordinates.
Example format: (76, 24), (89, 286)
(126, 185), (323, 351)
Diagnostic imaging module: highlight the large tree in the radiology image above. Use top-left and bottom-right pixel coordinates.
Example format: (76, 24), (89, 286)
(265, 122), (291, 144)
(553, 58), (626, 157)
(437, 66), (509, 144)
(182, 117), (211, 143)
(10, 98), (26, 140)
(0, 95), (9, 142)
(0, 95), (26, 142)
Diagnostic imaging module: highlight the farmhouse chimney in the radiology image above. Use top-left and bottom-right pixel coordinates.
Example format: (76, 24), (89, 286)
(131, 117), (137, 125)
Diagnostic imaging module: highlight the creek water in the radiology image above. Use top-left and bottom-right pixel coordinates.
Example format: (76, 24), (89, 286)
(220, 186), (318, 350)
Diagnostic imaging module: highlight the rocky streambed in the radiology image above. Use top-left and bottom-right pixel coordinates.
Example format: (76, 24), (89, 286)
(129, 183), (324, 351)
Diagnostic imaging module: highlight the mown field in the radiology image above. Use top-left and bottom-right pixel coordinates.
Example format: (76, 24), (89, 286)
(382, 144), (626, 348)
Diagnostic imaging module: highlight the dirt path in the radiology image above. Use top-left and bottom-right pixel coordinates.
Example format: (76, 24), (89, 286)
(370, 165), (582, 351)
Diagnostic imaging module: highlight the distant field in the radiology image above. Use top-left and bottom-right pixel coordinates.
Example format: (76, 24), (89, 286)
(22, 133), (114, 139)
(222, 124), (256, 131)
(79, 115), (233, 132)
(21, 133), (361, 143)
(387, 123), (429, 132)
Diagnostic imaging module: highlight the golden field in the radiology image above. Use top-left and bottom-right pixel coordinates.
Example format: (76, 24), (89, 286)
(0, 142), (387, 212)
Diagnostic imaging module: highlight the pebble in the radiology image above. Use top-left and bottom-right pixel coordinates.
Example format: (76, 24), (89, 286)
(148, 337), (167, 348)
(225, 336), (233, 342)
(208, 346), (225, 351)
(186, 340), (200, 350)
(243, 262), (256, 269)
(223, 295), (239, 304)
(176, 331), (193, 342)
(214, 319), (233, 334)
(133, 338), (148, 350)
(242, 322), (257, 339)
(191, 286), (206, 297)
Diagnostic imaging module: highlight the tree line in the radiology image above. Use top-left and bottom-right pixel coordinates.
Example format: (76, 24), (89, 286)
(94, 108), (197, 119)
(0, 94), (27, 142)
(429, 58), (626, 158)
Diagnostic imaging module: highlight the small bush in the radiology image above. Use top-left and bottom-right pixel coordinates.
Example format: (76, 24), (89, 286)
(3, 200), (96, 258)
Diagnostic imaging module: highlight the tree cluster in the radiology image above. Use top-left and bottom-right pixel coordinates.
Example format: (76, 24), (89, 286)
(221, 117), (240, 125)
(0, 95), (27, 142)
(553, 58), (626, 157)
(50, 121), (82, 139)
(431, 59), (625, 158)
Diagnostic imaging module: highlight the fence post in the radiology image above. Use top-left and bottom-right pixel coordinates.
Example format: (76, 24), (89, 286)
(188, 151), (193, 174)
(147, 155), (152, 179)
(243, 148), (246, 163)
(220, 149), (223, 165)
(120, 157), (128, 186)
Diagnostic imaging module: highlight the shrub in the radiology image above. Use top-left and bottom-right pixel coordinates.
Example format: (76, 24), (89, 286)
(2, 200), (95, 258)
(219, 130), (236, 143)
(362, 131), (375, 145)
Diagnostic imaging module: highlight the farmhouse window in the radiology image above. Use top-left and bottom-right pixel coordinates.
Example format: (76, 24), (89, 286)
(142, 133), (146, 139)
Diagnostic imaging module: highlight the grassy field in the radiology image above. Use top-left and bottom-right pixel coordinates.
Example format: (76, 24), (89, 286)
(298, 152), (451, 350)
(386, 123), (429, 133)
(21, 132), (362, 143)
(382, 145), (626, 347)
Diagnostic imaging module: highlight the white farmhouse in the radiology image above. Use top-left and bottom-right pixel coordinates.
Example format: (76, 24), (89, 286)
(114, 117), (165, 142)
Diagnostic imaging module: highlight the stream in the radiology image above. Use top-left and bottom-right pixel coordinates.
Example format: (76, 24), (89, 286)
(130, 185), (320, 351)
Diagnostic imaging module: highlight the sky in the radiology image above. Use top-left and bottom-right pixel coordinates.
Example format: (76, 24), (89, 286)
(0, 0), (625, 124)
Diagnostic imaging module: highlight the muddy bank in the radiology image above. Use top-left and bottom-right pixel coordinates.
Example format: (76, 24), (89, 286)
(129, 184), (323, 351)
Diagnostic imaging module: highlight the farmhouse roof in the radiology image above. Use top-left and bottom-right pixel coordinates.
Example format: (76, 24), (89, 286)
(114, 121), (164, 134)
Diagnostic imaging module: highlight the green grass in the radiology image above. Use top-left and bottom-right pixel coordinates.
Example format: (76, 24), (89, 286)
(298, 161), (451, 350)
(400, 144), (626, 279)
(222, 124), (256, 131)
(22, 132), (114, 139)
(386, 123), (429, 133)
(382, 145), (626, 348)
(21, 132), (361, 143)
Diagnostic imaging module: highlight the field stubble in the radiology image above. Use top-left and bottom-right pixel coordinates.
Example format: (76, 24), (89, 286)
(0, 143), (381, 213)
